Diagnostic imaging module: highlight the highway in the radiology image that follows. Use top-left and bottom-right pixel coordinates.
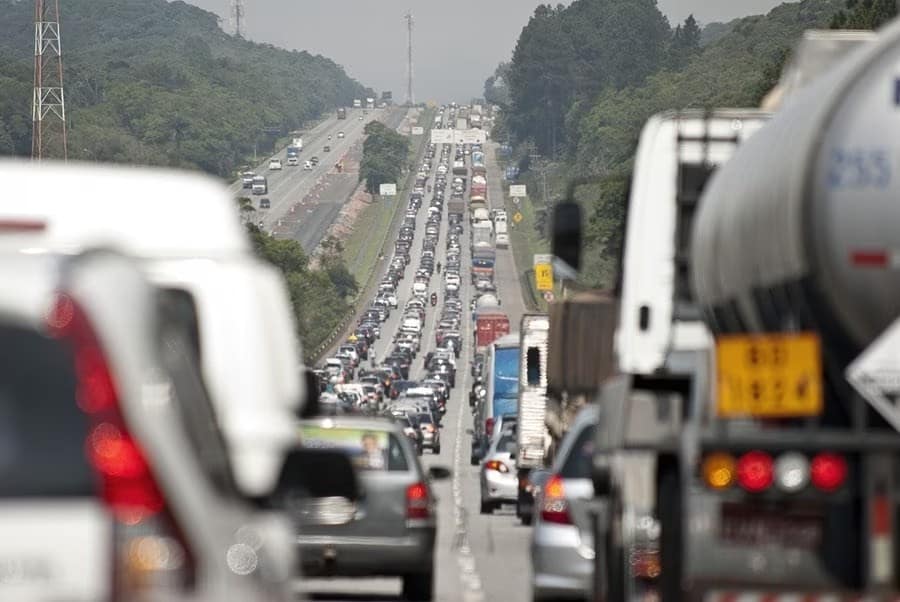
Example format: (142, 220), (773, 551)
(231, 107), (408, 252)
(299, 136), (533, 601)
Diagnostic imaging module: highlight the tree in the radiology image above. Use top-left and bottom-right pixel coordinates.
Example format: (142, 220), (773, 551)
(831, 0), (896, 28)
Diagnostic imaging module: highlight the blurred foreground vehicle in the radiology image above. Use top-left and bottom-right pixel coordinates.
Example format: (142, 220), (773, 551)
(271, 416), (450, 601)
(0, 250), (293, 602)
(553, 21), (900, 602)
(530, 406), (598, 601)
(0, 161), (304, 501)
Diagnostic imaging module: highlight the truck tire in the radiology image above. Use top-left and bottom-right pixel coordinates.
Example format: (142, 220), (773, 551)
(658, 461), (683, 602)
(402, 571), (433, 601)
(605, 491), (626, 602)
(480, 499), (494, 514)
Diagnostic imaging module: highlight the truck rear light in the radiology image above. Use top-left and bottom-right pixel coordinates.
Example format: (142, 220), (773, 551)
(406, 482), (431, 520)
(540, 475), (572, 525)
(774, 452), (810, 493)
(701, 452), (735, 490)
(810, 453), (847, 492)
(48, 293), (196, 597)
(484, 460), (508, 473)
(485, 417), (495, 438)
(736, 451), (774, 493)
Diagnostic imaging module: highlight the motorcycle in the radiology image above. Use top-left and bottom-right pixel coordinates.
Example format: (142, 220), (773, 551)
(430, 293), (438, 307)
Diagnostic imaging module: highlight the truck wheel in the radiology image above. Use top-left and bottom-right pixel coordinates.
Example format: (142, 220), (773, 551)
(480, 499), (494, 514)
(402, 571), (433, 601)
(605, 491), (626, 602)
(658, 462), (683, 602)
(433, 444), (441, 454)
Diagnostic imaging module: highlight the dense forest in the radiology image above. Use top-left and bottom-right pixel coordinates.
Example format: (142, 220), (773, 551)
(0, 0), (369, 176)
(488, 0), (871, 288)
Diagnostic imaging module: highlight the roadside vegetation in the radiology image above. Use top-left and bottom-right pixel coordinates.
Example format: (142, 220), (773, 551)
(0, 0), (370, 175)
(359, 121), (411, 194)
(487, 0), (877, 289)
(247, 223), (358, 353)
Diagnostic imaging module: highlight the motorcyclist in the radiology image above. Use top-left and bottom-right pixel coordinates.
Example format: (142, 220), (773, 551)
(437, 261), (442, 274)
(430, 292), (438, 306)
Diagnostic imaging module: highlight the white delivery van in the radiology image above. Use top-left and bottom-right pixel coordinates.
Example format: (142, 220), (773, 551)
(0, 160), (305, 499)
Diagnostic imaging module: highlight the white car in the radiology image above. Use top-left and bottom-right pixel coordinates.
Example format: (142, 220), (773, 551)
(286, 156), (299, 167)
(304, 160), (313, 170)
(337, 131), (345, 139)
(445, 273), (461, 287)
(269, 158), (283, 170)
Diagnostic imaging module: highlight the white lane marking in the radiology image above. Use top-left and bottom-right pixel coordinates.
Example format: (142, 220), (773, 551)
(450, 144), (484, 601)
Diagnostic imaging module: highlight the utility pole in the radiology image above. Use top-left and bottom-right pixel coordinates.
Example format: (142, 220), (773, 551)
(405, 11), (414, 106)
(32, 0), (67, 162)
(230, 0), (245, 38)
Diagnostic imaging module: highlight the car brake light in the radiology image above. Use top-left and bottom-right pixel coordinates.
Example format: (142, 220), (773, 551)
(48, 293), (196, 596)
(736, 451), (774, 493)
(406, 482), (431, 520)
(485, 460), (508, 473)
(485, 417), (495, 437)
(540, 475), (572, 524)
(811, 453), (847, 492)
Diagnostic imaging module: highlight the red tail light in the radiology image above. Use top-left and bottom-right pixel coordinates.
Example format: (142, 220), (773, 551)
(484, 460), (508, 473)
(811, 453), (847, 492)
(485, 417), (495, 438)
(406, 482), (431, 520)
(49, 294), (165, 519)
(540, 475), (572, 524)
(736, 451), (774, 493)
(48, 294), (195, 595)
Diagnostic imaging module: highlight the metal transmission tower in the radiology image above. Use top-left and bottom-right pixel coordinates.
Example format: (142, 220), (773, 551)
(405, 11), (414, 106)
(32, 0), (67, 161)
(230, 0), (245, 38)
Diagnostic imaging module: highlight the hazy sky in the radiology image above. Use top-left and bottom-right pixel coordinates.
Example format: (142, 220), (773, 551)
(185, 1), (795, 101)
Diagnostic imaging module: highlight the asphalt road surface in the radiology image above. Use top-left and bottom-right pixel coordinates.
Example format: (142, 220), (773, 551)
(299, 136), (532, 601)
(232, 107), (408, 252)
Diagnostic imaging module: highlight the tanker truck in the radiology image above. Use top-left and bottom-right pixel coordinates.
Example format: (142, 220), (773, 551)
(576, 23), (900, 602)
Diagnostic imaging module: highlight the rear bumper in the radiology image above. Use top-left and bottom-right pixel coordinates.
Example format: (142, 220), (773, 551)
(297, 530), (435, 577)
(531, 522), (593, 599)
(482, 470), (518, 502)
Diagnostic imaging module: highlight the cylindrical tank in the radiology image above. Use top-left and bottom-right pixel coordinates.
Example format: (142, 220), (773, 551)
(692, 21), (900, 355)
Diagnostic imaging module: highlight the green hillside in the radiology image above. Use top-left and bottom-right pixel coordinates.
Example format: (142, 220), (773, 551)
(0, 0), (369, 175)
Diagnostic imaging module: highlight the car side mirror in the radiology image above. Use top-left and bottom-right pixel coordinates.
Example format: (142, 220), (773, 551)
(299, 366), (320, 419)
(552, 200), (582, 273)
(465, 428), (474, 435)
(428, 466), (452, 481)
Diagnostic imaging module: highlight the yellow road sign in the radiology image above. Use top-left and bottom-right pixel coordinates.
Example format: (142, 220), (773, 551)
(513, 211), (523, 224)
(715, 332), (823, 418)
(535, 263), (553, 291)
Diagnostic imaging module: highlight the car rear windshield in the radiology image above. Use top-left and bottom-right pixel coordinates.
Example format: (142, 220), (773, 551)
(300, 426), (409, 472)
(0, 324), (94, 497)
(417, 413), (434, 424)
(560, 424), (596, 480)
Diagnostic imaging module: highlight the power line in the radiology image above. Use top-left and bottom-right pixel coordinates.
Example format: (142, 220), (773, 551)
(405, 11), (414, 106)
(32, 0), (68, 162)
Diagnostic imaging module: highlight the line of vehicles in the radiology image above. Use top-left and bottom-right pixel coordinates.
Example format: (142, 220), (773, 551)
(467, 25), (900, 602)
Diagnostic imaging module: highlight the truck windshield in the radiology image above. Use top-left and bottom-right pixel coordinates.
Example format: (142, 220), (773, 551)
(473, 258), (494, 268)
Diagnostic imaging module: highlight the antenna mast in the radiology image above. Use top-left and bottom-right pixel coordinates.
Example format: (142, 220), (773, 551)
(32, 0), (67, 162)
(405, 11), (414, 106)
(230, 0), (245, 38)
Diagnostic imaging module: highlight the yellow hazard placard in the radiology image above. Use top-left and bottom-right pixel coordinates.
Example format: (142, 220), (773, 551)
(535, 263), (553, 291)
(716, 332), (823, 418)
(513, 211), (524, 224)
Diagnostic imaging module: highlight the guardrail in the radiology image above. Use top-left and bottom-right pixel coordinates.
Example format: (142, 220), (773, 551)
(306, 108), (434, 365)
